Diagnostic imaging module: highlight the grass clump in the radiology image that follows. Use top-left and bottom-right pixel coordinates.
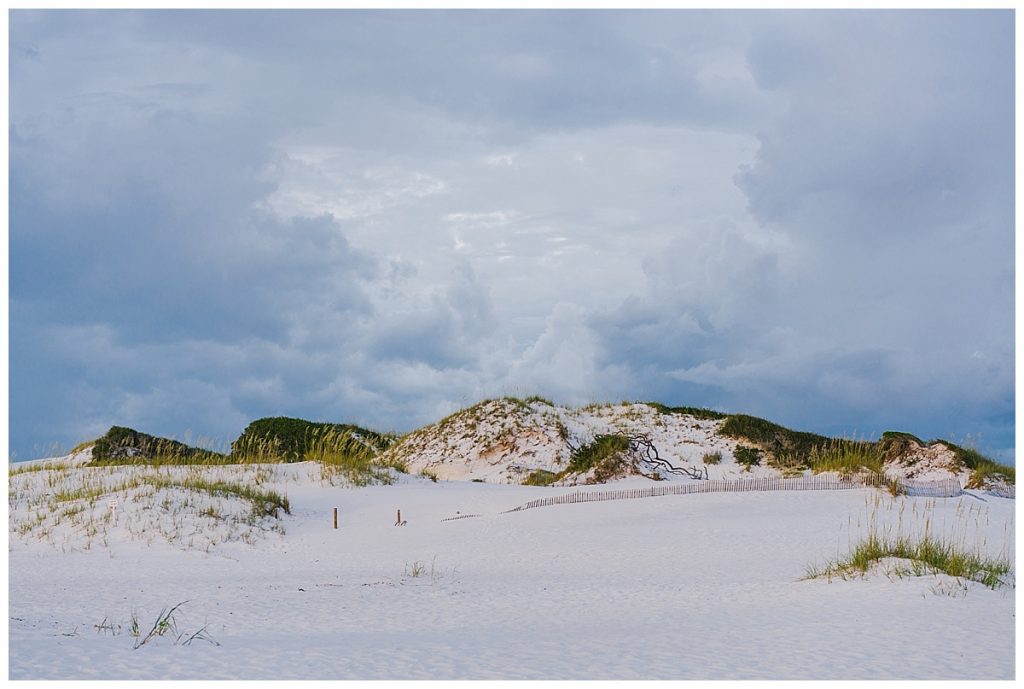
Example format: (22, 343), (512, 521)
(143, 476), (290, 519)
(807, 532), (1013, 590)
(9, 460), (71, 476)
(231, 417), (394, 462)
(702, 451), (722, 465)
(768, 450), (808, 476)
(523, 434), (635, 486)
(523, 469), (559, 486)
(566, 434), (633, 482)
(965, 460), (1015, 489)
(231, 417), (402, 485)
(733, 446), (761, 468)
(936, 440), (1014, 487)
(807, 439), (884, 476)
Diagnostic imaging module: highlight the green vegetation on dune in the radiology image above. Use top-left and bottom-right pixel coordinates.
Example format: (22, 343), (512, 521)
(721, 417), (888, 477)
(523, 434), (636, 486)
(644, 402), (728, 421)
(719, 414), (830, 458)
(877, 432), (1014, 486)
(89, 427), (229, 466)
(82, 417), (404, 486)
(733, 446), (762, 468)
(143, 475), (291, 519)
(936, 440), (1015, 487)
(58, 398), (1011, 489)
(566, 434), (632, 476)
(807, 531), (1013, 590)
(807, 439), (884, 476)
(231, 417), (394, 462)
(522, 469), (559, 486)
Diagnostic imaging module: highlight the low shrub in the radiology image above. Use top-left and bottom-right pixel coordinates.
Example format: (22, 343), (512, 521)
(523, 469), (559, 486)
(720, 415), (828, 458)
(89, 427), (228, 466)
(231, 417), (394, 462)
(566, 434), (632, 475)
(702, 451), (722, 465)
(733, 446), (761, 467)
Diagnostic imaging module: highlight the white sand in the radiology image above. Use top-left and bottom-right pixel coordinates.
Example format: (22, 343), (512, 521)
(7, 460), (1014, 680)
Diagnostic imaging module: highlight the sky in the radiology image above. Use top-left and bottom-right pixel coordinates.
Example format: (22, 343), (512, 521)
(8, 9), (1015, 461)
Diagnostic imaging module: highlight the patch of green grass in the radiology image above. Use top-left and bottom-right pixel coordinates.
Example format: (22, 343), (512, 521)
(51, 485), (113, 504)
(523, 395), (555, 406)
(733, 446), (761, 468)
(965, 459), (1015, 489)
(500, 396), (533, 412)
(523, 434), (635, 485)
(879, 430), (924, 444)
(69, 439), (97, 455)
(566, 434), (632, 475)
(143, 476), (290, 519)
(89, 427), (229, 466)
(936, 440), (1014, 486)
(702, 451), (722, 465)
(806, 532), (1013, 590)
(808, 439), (884, 476)
(231, 417), (394, 462)
(523, 469), (559, 486)
(720, 414), (829, 457)
(768, 450), (808, 476)
(645, 402), (728, 421)
(9, 460), (70, 476)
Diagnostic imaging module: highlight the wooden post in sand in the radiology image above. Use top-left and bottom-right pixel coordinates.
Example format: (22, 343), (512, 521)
(333, 507), (338, 529)
(396, 509), (401, 526)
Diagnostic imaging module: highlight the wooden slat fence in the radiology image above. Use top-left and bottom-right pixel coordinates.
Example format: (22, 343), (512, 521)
(440, 513), (482, 522)
(502, 475), (963, 514)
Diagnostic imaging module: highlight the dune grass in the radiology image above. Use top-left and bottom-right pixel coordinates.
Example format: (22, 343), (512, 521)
(719, 414), (829, 457)
(936, 441), (1015, 487)
(965, 460), (1015, 488)
(807, 439), (884, 476)
(9, 460), (71, 477)
(143, 476), (290, 519)
(806, 531), (1012, 590)
(523, 469), (559, 486)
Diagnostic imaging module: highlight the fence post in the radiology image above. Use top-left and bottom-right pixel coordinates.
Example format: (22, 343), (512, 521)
(333, 507), (338, 529)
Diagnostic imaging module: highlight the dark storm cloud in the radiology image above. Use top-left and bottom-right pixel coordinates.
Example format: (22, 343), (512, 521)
(8, 10), (1014, 461)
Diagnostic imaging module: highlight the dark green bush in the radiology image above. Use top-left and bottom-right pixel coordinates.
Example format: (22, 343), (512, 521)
(230, 417), (393, 462)
(733, 446), (762, 467)
(720, 414), (828, 458)
(566, 434), (632, 475)
(90, 426), (227, 466)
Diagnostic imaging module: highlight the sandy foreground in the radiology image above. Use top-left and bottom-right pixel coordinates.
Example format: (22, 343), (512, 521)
(7, 463), (1016, 680)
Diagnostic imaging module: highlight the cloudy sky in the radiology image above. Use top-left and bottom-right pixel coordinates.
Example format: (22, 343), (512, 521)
(9, 9), (1014, 461)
